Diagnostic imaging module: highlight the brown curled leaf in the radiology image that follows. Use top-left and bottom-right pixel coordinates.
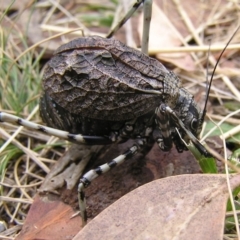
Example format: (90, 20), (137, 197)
(75, 174), (239, 240)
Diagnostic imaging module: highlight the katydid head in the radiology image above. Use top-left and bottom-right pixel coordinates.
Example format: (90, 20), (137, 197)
(171, 87), (203, 137)
(165, 88), (209, 156)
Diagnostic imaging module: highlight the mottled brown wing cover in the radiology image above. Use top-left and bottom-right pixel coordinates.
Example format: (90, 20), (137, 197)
(43, 36), (181, 121)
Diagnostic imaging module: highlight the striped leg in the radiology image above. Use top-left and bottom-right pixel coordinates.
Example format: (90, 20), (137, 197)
(0, 112), (112, 145)
(78, 145), (138, 226)
(155, 104), (211, 157)
(155, 105), (173, 151)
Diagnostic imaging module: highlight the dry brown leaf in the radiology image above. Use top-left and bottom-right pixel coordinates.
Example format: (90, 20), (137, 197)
(138, 2), (195, 71)
(75, 174), (238, 240)
(15, 195), (81, 240)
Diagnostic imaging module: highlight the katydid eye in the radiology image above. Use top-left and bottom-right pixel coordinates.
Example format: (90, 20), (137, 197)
(191, 118), (198, 130)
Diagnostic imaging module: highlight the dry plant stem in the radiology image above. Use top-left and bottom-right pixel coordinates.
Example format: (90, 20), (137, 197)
(171, 0), (205, 65)
(0, 236), (14, 240)
(11, 157), (32, 223)
(223, 236), (234, 240)
(47, 0), (90, 35)
(148, 44), (240, 54)
(41, 0), (58, 24)
(39, 157), (56, 164)
(1, 225), (22, 238)
(11, 195), (22, 223)
(221, 75), (240, 100)
(205, 116), (240, 175)
(225, 210), (240, 218)
(216, 68), (240, 78)
(14, 158), (33, 201)
(207, 114), (240, 125)
(0, 128), (49, 173)
(202, 109), (240, 142)
(206, 146), (240, 174)
(40, 25), (91, 36)
(0, 167), (41, 212)
(0, 196), (32, 205)
(9, 28), (84, 72)
(173, 0), (205, 46)
(4, 201), (26, 225)
(221, 125), (240, 140)
(0, 155), (40, 212)
(173, 0), (235, 65)
(3, 203), (18, 225)
(0, 182), (42, 189)
(208, 92), (239, 102)
(204, 0), (222, 24)
(214, 88), (224, 106)
(38, 135), (60, 157)
(182, 74), (240, 102)
(24, 171), (44, 181)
